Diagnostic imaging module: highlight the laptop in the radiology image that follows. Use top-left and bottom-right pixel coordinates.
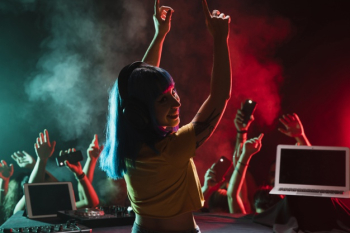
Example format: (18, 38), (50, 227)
(270, 145), (350, 198)
(24, 182), (77, 218)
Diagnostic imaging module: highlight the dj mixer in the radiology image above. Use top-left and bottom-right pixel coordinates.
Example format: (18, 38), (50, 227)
(57, 206), (135, 228)
(1, 206), (135, 232)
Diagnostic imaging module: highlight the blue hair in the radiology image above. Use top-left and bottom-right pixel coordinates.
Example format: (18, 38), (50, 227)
(100, 64), (178, 179)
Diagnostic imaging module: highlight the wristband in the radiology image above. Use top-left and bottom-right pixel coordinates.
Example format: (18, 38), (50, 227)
(75, 172), (86, 180)
(238, 161), (249, 166)
(237, 130), (248, 134)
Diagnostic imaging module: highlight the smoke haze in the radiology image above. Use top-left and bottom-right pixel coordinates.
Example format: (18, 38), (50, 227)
(1, 0), (349, 189)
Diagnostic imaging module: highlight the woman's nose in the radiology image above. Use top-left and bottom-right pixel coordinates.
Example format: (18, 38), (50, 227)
(171, 95), (181, 107)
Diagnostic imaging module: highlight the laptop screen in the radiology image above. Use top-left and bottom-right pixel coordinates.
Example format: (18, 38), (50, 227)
(24, 182), (76, 218)
(279, 148), (346, 187)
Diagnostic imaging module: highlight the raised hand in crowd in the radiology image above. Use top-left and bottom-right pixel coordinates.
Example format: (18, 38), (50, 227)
(227, 134), (264, 214)
(30, 129), (56, 183)
(0, 160), (14, 203)
(142, 0), (174, 66)
(201, 164), (229, 210)
(233, 104), (255, 166)
(13, 130), (57, 214)
(11, 151), (35, 169)
(84, 134), (103, 183)
(61, 149), (99, 208)
(278, 113), (311, 146)
(0, 160), (14, 181)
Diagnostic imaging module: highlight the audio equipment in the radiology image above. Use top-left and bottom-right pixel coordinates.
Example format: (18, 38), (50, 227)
(56, 206), (135, 228)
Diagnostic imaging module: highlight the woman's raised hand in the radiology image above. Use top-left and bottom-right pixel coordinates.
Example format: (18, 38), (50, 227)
(153, 0), (174, 36)
(202, 0), (231, 40)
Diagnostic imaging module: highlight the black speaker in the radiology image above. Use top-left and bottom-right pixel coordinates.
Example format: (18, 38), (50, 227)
(118, 61), (150, 130)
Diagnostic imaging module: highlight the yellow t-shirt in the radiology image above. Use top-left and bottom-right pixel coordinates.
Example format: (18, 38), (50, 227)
(124, 123), (204, 218)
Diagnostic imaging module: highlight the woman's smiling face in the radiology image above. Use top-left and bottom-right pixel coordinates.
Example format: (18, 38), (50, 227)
(154, 85), (181, 129)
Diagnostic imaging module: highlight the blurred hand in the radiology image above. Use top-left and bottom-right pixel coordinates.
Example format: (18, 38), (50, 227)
(60, 148), (83, 175)
(204, 165), (217, 188)
(278, 113), (305, 138)
(0, 160), (14, 180)
(11, 151), (36, 169)
(34, 129), (56, 161)
(202, 0), (230, 40)
(153, 0), (174, 36)
(87, 134), (103, 161)
(242, 134), (264, 158)
(234, 108), (254, 131)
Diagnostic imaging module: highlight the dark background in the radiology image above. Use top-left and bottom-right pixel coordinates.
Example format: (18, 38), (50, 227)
(1, 0), (349, 192)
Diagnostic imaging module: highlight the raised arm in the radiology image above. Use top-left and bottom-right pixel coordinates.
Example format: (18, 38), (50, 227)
(29, 130), (56, 183)
(201, 164), (227, 208)
(227, 134), (263, 214)
(278, 113), (311, 146)
(191, 0), (231, 148)
(62, 149), (99, 208)
(83, 134), (103, 183)
(11, 150), (58, 182)
(233, 106), (254, 166)
(14, 130), (56, 214)
(142, 0), (173, 66)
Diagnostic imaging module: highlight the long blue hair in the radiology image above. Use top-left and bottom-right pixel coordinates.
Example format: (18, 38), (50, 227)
(100, 62), (178, 179)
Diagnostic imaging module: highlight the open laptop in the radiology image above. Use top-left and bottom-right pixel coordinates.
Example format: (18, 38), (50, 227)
(24, 182), (77, 218)
(270, 145), (350, 198)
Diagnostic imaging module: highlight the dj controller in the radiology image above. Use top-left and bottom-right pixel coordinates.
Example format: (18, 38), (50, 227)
(0, 206), (135, 233)
(57, 206), (135, 228)
(0, 217), (91, 233)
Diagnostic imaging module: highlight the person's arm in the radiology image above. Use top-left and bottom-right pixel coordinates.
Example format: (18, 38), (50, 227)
(83, 134), (103, 183)
(142, 0), (173, 67)
(227, 134), (263, 214)
(201, 165), (217, 196)
(233, 106), (254, 165)
(0, 160), (14, 204)
(278, 113), (311, 146)
(13, 196), (25, 214)
(13, 130), (56, 214)
(29, 130), (56, 183)
(192, 0), (231, 148)
(201, 164), (226, 208)
(75, 175), (99, 208)
(62, 149), (99, 208)
(11, 150), (58, 182)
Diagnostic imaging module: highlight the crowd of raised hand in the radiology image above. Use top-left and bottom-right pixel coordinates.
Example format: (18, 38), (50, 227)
(0, 131), (107, 224)
(201, 102), (311, 214)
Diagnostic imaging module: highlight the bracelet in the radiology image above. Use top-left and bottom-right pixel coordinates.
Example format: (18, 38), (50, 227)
(237, 130), (248, 134)
(75, 172), (86, 180)
(238, 161), (249, 166)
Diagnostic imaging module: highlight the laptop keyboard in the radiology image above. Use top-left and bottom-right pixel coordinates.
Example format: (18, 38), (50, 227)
(279, 188), (343, 194)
